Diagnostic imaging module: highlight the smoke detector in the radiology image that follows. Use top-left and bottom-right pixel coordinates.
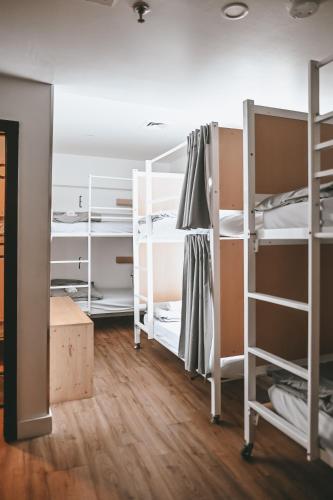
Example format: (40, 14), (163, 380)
(221, 2), (249, 20)
(286, 0), (320, 18)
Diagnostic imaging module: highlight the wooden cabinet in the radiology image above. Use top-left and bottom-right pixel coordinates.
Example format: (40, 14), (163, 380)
(50, 297), (94, 404)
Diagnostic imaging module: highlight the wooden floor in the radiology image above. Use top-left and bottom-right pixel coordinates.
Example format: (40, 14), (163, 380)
(0, 318), (332, 500)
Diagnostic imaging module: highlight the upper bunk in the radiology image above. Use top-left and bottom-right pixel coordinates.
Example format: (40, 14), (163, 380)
(243, 103), (333, 245)
(51, 174), (133, 239)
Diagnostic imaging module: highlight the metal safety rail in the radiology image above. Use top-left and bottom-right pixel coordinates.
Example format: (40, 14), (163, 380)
(242, 55), (333, 464)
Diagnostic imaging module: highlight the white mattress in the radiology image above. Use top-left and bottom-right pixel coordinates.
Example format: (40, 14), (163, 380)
(145, 313), (244, 379)
(269, 384), (333, 458)
(139, 217), (198, 241)
(219, 198), (333, 237)
(51, 220), (133, 235)
(76, 287), (144, 316)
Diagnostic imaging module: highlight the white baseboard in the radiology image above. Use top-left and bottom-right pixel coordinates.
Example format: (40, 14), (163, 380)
(17, 411), (52, 440)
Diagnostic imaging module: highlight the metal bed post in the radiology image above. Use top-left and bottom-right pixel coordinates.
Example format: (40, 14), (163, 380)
(209, 122), (221, 423)
(132, 170), (141, 348)
(146, 160), (154, 339)
(242, 100), (257, 458)
(88, 174), (92, 315)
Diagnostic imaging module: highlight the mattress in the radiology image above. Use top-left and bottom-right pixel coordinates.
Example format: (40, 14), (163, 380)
(145, 312), (244, 379)
(51, 220), (133, 235)
(219, 197), (333, 237)
(269, 384), (333, 458)
(75, 287), (144, 316)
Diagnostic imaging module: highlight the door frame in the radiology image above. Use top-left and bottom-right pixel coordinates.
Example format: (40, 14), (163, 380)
(0, 120), (19, 442)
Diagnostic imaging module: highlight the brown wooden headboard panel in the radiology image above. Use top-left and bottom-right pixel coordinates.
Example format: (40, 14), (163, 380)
(255, 115), (308, 194)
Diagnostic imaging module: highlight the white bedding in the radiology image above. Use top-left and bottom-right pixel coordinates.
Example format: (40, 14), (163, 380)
(144, 308), (244, 379)
(269, 384), (333, 458)
(76, 287), (145, 316)
(219, 197), (333, 237)
(52, 220), (133, 235)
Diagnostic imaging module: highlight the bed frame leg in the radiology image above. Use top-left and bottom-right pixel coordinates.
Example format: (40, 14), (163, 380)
(210, 414), (221, 425)
(241, 442), (254, 460)
(134, 325), (141, 349)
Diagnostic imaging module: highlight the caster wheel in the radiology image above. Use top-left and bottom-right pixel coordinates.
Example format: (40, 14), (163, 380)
(241, 443), (254, 460)
(134, 343), (141, 350)
(210, 415), (221, 425)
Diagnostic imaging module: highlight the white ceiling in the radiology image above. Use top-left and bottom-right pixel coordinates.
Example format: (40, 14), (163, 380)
(0, 0), (333, 159)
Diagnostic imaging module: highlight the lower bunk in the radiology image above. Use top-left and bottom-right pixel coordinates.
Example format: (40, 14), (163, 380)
(256, 357), (333, 467)
(141, 301), (244, 381)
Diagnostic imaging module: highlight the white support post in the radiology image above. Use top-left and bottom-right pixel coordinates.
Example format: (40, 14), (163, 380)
(243, 99), (257, 448)
(88, 174), (92, 314)
(209, 122), (221, 421)
(146, 160), (154, 339)
(307, 60), (321, 461)
(132, 170), (141, 347)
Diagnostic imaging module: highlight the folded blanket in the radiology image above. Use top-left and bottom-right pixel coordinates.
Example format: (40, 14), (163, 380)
(51, 279), (104, 301)
(154, 301), (182, 322)
(269, 361), (333, 416)
(256, 181), (333, 212)
(53, 212), (103, 223)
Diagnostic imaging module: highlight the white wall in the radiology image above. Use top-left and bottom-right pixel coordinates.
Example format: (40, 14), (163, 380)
(0, 75), (53, 439)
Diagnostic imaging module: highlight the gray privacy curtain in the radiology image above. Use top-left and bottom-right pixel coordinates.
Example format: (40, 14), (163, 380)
(178, 234), (213, 376)
(177, 125), (214, 376)
(176, 125), (212, 230)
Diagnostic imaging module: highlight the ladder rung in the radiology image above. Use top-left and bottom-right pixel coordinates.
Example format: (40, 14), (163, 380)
(315, 139), (333, 152)
(315, 111), (333, 124)
(248, 401), (307, 449)
(315, 232), (333, 239)
(314, 168), (333, 179)
(248, 292), (308, 311)
(248, 347), (308, 380)
(50, 260), (89, 264)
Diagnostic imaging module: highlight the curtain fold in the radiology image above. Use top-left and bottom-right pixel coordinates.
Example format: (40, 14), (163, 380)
(176, 125), (211, 230)
(178, 234), (213, 377)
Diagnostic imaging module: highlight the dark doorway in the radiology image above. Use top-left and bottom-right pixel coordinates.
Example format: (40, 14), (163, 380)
(0, 120), (19, 442)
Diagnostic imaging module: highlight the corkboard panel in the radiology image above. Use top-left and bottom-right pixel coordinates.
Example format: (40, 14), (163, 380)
(220, 239), (244, 358)
(255, 115), (308, 194)
(320, 123), (333, 171)
(219, 128), (243, 210)
(256, 244), (333, 360)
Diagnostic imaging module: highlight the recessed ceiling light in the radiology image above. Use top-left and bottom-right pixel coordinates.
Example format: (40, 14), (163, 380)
(221, 2), (249, 20)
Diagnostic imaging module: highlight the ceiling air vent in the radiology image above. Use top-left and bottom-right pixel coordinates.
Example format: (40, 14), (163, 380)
(85, 0), (118, 6)
(146, 122), (166, 128)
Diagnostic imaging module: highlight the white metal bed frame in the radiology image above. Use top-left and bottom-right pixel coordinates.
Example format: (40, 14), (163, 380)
(132, 124), (222, 422)
(242, 55), (333, 466)
(51, 174), (133, 317)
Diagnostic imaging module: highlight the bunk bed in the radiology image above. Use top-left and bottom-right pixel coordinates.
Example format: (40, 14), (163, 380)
(133, 125), (246, 422)
(241, 55), (333, 467)
(51, 174), (137, 318)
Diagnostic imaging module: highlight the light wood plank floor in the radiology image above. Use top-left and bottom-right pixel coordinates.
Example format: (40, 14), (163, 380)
(0, 318), (332, 500)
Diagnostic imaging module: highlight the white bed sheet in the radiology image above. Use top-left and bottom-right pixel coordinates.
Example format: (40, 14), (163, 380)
(219, 198), (333, 237)
(269, 384), (333, 458)
(52, 220), (133, 235)
(145, 312), (244, 379)
(76, 287), (144, 316)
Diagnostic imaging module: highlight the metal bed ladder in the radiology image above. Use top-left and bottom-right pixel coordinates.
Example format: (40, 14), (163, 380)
(242, 60), (333, 461)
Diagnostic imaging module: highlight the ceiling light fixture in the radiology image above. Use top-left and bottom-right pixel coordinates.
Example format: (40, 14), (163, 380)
(133, 1), (151, 23)
(221, 2), (249, 20)
(286, 0), (320, 18)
